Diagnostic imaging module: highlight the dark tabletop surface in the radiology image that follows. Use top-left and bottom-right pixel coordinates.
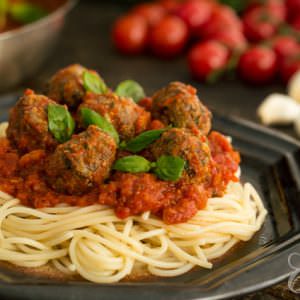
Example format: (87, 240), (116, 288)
(1, 0), (300, 299)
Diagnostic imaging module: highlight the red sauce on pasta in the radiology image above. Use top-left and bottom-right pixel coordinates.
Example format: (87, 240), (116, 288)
(0, 131), (239, 224)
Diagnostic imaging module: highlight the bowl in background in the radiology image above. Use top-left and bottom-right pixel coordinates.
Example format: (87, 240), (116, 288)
(0, 0), (77, 92)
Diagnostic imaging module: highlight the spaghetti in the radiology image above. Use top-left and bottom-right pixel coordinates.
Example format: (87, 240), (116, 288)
(0, 77), (267, 283)
(0, 180), (267, 283)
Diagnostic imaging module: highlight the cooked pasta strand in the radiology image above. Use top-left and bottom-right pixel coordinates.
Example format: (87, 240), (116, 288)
(0, 181), (267, 283)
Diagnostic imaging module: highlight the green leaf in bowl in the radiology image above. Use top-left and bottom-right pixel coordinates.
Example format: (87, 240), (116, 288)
(10, 3), (47, 24)
(0, 0), (8, 30)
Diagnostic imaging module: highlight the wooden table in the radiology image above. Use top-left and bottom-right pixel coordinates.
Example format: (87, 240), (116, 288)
(3, 1), (300, 299)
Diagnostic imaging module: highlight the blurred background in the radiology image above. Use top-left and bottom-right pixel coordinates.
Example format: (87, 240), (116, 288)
(1, 0), (300, 139)
(1, 0), (299, 135)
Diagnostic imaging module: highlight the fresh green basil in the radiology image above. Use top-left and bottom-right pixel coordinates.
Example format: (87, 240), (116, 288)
(115, 80), (145, 103)
(120, 128), (167, 153)
(48, 104), (75, 143)
(113, 154), (185, 181)
(83, 71), (107, 94)
(10, 3), (47, 24)
(154, 155), (185, 181)
(80, 107), (119, 144)
(113, 155), (152, 173)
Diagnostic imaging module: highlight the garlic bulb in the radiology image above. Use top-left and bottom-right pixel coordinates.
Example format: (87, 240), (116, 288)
(257, 93), (300, 125)
(288, 71), (300, 103)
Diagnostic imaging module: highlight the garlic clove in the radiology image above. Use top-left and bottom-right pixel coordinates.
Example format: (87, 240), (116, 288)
(257, 93), (300, 126)
(288, 70), (300, 103)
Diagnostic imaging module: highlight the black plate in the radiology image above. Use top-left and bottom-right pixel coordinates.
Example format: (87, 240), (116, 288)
(0, 95), (299, 300)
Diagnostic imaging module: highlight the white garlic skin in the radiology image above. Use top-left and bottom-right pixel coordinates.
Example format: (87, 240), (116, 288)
(288, 71), (300, 103)
(257, 93), (300, 126)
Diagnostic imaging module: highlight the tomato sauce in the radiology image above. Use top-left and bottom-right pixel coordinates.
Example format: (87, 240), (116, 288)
(0, 130), (239, 224)
(0, 138), (98, 208)
(209, 131), (240, 196)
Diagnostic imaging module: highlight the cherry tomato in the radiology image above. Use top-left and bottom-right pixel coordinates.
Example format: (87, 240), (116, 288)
(112, 14), (148, 55)
(158, 0), (182, 13)
(280, 53), (300, 83)
(188, 41), (229, 81)
(200, 5), (242, 39)
(132, 3), (166, 27)
(176, 0), (213, 36)
(238, 46), (277, 84)
(247, 0), (285, 15)
(247, 0), (287, 23)
(272, 36), (300, 61)
(210, 29), (247, 52)
(149, 16), (189, 58)
(266, 1), (287, 23)
(286, 0), (300, 20)
(243, 7), (278, 42)
(291, 15), (300, 31)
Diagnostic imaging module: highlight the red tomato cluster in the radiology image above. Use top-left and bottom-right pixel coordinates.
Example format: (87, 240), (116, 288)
(112, 0), (300, 85)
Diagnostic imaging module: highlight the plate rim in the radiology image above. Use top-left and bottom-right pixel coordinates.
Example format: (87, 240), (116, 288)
(0, 112), (299, 300)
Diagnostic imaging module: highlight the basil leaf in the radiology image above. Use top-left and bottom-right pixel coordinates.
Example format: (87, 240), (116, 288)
(121, 128), (167, 153)
(115, 80), (145, 103)
(80, 107), (119, 144)
(10, 3), (47, 24)
(154, 155), (185, 181)
(113, 155), (151, 173)
(83, 71), (107, 94)
(48, 104), (75, 143)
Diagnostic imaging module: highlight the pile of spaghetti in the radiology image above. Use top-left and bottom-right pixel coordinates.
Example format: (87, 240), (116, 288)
(0, 65), (267, 283)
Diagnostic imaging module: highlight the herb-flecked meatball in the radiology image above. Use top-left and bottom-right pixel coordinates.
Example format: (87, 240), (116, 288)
(150, 128), (211, 183)
(7, 89), (58, 153)
(79, 92), (150, 140)
(46, 64), (102, 109)
(46, 125), (117, 195)
(151, 81), (212, 135)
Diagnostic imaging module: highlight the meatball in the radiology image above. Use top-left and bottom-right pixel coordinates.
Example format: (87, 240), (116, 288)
(7, 89), (58, 153)
(46, 125), (116, 195)
(151, 81), (212, 135)
(46, 64), (102, 109)
(150, 128), (211, 183)
(79, 92), (150, 141)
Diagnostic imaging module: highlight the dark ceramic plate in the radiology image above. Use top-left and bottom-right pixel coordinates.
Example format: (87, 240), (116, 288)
(0, 95), (299, 300)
